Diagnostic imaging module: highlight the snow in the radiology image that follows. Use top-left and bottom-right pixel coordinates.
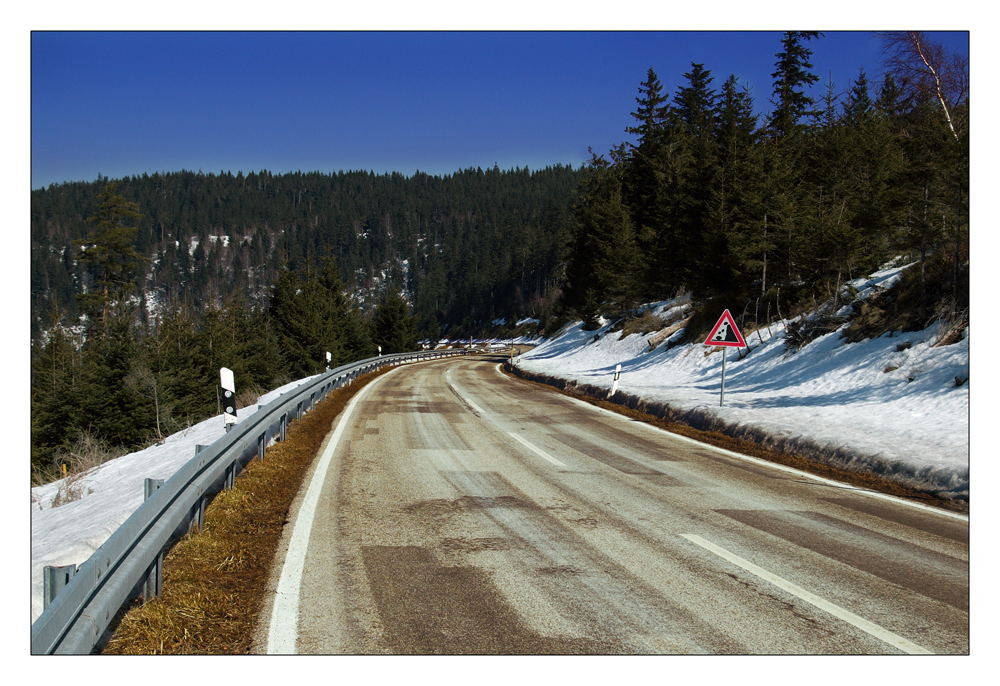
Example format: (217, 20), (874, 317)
(519, 266), (969, 503)
(29, 375), (321, 623)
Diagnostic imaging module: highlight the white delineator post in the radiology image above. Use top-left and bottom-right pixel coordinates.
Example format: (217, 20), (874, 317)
(220, 367), (237, 432)
(609, 364), (621, 398)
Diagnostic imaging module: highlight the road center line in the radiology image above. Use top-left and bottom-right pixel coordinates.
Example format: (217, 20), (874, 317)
(679, 533), (933, 655)
(265, 368), (393, 654)
(508, 431), (566, 467)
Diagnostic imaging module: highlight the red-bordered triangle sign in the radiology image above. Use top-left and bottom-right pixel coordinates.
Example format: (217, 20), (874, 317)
(703, 309), (747, 348)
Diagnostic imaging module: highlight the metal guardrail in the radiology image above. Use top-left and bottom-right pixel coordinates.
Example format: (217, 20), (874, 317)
(31, 349), (468, 654)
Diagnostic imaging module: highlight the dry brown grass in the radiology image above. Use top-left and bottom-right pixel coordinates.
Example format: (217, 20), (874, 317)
(100, 368), (392, 654)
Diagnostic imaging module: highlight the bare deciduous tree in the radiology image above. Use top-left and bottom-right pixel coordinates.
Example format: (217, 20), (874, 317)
(879, 31), (968, 140)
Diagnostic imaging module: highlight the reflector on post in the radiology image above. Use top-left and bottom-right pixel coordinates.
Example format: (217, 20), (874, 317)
(220, 367), (236, 430)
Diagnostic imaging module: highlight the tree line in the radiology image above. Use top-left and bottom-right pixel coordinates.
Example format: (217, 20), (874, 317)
(31, 164), (577, 480)
(562, 31), (968, 334)
(31, 165), (579, 342)
(31, 182), (427, 480)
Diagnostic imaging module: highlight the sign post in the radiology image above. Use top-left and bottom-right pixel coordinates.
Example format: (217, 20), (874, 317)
(220, 367), (237, 431)
(702, 310), (746, 407)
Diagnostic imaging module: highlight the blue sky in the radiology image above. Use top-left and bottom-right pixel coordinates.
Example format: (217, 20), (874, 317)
(30, 30), (969, 189)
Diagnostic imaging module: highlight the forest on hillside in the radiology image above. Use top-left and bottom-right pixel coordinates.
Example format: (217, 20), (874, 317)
(31, 164), (579, 341)
(30, 31), (968, 483)
(564, 31), (968, 344)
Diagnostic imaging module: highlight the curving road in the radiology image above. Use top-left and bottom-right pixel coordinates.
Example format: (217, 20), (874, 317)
(256, 352), (968, 654)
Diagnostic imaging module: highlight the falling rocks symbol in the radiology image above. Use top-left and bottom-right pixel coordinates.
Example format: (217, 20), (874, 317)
(703, 310), (747, 348)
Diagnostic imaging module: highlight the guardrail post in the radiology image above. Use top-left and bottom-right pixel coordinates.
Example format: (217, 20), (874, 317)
(142, 478), (166, 600)
(43, 564), (77, 609)
(143, 550), (164, 602)
(190, 496), (207, 533)
(144, 477), (164, 501)
(258, 432), (267, 461)
(280, 412), (287, 442)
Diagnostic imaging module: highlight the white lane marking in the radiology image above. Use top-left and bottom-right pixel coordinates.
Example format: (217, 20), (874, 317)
(499, 369), (966, 523)
(453, 384), (486, 414)
(265, 368), (392, 654)
(444, 369), (486, 417)
(508, 431), (566, 467)
(463, 395), (487, 416)
(445, 367), (487, 415)
(679, 533), (934, 655)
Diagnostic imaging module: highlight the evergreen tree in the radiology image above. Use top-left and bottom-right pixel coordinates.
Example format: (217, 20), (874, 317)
(565, 151), (642, 315)
(623, 68), (671, 287)
(77, 302), (156, 450)
(372, 290), (418, 354)
(769, 31), (822, 138)
(146, 300), (204, 425)
(30, 317), (84, 475)
(269, 258), (371, 378)
(706, 75), (760, 296)
(74, 183), (149, 334)
(672, 62), (719, 294)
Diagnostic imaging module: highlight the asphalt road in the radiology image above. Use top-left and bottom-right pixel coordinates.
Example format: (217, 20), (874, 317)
(257, 352), (969, 654)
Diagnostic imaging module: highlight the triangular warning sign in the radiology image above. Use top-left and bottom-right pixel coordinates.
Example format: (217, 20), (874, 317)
(703, 309), (746, 348)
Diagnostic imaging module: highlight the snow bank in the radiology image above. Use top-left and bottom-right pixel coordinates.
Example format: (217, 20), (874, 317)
(519, 288), (969, 500)
(30, 375), (320, 622)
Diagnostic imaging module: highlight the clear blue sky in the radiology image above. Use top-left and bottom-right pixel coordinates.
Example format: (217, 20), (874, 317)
(30, 30), (969, 190)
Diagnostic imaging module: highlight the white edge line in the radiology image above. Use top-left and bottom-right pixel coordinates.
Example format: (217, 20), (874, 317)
(508, 431), (566, 467)
(498, 366), (966, 523)
(679, 533), (934, 655)
(265, 368), (393, 654)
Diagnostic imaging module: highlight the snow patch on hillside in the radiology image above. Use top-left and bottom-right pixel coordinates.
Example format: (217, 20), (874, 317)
(519, 276), (968, 499)
(30, 375), (320, 622)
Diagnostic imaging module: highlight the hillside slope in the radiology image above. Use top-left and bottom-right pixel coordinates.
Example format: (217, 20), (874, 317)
(518, 265), (969, 502)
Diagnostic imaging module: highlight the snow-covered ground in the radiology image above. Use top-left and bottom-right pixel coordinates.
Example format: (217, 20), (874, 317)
(29, 375), (320, 623)
(518, 265), (969, 503)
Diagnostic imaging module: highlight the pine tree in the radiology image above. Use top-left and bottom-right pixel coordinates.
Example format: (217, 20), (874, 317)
(672, 62), (720, 294)
(74, 183), (149, 334)
(372, 290), (418, 354)
(626, 68), (670, 145)
(30, 317), (84, 476)
(77, 302), (156, 450)
(769, 31), (822, 139)
(565, 151), (642, 315)
(706, 75), (760, 296)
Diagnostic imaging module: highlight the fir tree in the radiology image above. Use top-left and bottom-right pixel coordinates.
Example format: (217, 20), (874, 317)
(74, 183), (149, 334)
(372, 290), (418, 354)
(769, 31), (822, 139)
